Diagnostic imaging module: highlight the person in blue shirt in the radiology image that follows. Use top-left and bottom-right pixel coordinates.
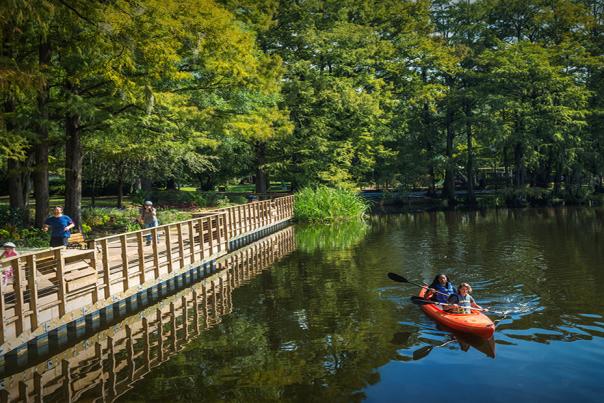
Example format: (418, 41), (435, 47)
(424, 273), (455, 304)
(43, 206), (75, 247)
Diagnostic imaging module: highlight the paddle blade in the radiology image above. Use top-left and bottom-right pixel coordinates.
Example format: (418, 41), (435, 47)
(412, 345), (433, 361)
(387, 272), (408, 283)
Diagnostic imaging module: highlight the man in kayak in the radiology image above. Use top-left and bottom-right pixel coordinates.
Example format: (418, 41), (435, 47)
(424, 274), (455, 304)
(447, 282), (483, 314)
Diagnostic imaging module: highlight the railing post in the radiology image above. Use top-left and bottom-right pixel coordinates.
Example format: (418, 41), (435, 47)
(177, 222), (185, 268)
(12, 258), (25, 335)
(89, 240), (99, 303)
(137, 232), (145, 285)
(165, 225), (173, 273)
(100, 239), (111, 299)
(120, 235), (130, 291)
(55, 248), (67, 316)
(151, 228), (160, 279)
(188, 220), (195, 264)
(197, 218), (205, 261)
(207, 216), (214, 257)
(26, 255), (39, 330)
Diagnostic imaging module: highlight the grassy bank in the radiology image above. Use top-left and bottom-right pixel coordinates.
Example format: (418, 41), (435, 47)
(294, 186), (368, 223)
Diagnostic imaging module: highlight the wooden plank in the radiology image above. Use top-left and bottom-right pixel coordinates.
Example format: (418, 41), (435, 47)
(55, 249), (67, 316)
(165, 225), (173, 273)
(26, 255), (39, 330)
(151, 228), (160, 279)
(177, 222), (185, 268)
(120, 235), (130, 291)
(137, 232), (145, 284)
(100, 239), (111, 299)
(12, 258), (25, 334)
(188, 221), (195, 264)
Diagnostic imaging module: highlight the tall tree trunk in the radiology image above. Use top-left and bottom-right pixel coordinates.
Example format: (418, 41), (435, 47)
(255, 141), (269, 194)
(465, 102), (476, 205)
(514, 141), (525, 189)
(65, 112), (83, 228)
(7, 159), (25, 209)
(117, 172), (124, 208)
(442, 101), (456, 205)
(34, 39), (51, 227)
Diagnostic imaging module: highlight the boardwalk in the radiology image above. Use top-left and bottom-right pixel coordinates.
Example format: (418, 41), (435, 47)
(0, 196), (294, 354)
(0, 226), (296, 402)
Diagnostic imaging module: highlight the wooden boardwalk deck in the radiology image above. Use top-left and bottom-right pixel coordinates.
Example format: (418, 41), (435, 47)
(0, 226), (296, 402)
(0, 195), (294, 354)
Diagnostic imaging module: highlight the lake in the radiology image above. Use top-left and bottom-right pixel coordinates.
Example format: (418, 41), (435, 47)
(4, 208), (604, 402)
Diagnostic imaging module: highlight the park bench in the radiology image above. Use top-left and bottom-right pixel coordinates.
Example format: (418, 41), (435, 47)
(67, 232), (87, 249)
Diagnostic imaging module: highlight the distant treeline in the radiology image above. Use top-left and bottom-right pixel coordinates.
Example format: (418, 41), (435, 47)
(1, 0), (604, 225)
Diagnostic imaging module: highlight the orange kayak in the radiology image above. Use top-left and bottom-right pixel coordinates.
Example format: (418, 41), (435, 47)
(418, 289), (495, 339)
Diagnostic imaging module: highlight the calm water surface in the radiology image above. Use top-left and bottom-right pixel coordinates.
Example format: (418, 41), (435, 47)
(113, 208), (603, 402)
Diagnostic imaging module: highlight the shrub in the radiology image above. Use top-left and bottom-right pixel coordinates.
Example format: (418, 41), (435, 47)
(294, 186), (369, 222)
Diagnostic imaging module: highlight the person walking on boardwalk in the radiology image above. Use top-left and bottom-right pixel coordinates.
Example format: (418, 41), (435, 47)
(139, 201), (159, 245)
(43, 206), (75, 247)
(1, 242), (18, 284)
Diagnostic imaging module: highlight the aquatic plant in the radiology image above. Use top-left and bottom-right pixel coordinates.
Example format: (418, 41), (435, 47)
(294, 186), (369, 222)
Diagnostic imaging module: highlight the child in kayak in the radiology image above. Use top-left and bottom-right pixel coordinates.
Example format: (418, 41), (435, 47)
(424, 274), (455, 304)
(447, 282), (483, 314)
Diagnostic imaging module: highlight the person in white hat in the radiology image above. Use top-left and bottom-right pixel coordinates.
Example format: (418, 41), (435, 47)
(1, 242), (17, 259)
(1, 242), (17, 284)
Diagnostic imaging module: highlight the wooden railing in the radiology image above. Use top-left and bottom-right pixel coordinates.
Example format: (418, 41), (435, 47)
(0, 226), (295, 402)
(0, 195), (294, 352)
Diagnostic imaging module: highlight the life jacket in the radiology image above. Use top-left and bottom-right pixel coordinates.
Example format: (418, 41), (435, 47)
(432, 282), (455, 304)
(449, 293), (473, 313)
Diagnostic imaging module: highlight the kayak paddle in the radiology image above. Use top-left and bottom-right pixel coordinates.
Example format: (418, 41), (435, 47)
(387, 272), (449, 297)
(412, 339), (456, 360)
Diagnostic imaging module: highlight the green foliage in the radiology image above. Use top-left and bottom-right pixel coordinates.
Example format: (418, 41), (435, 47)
(294, 186), (369, 223)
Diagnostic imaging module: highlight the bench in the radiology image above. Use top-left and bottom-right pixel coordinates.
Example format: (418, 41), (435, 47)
(67, 232), (87, 249)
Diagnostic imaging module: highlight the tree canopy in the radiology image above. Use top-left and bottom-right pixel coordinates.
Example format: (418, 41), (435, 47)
(1, 0), (604, 223)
